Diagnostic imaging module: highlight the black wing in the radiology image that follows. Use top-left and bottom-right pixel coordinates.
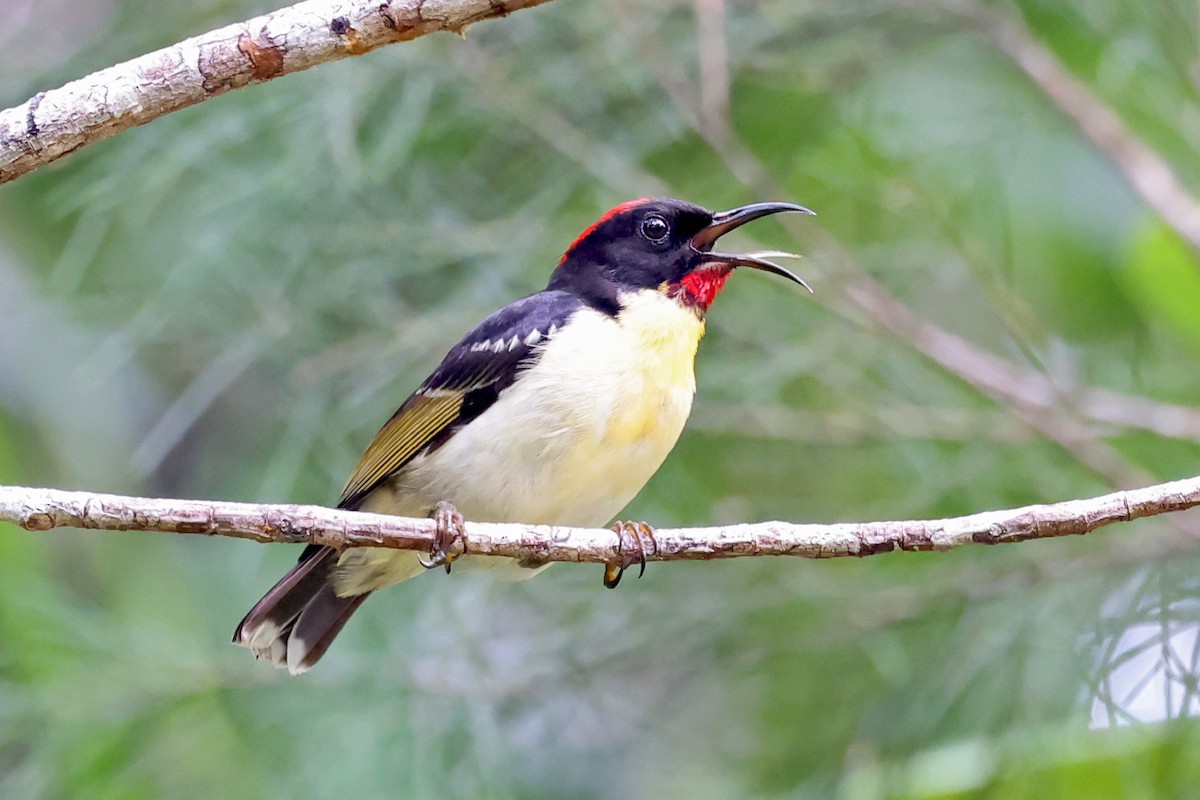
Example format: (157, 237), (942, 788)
(336, 290), (581, 511)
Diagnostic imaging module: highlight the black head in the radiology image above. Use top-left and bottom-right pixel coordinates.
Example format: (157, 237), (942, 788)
(547, 197), (813, 315)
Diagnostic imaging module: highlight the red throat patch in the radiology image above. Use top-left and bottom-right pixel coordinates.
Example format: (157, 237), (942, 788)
(680, 267), (732, 310)
(558, 198), (651, 264)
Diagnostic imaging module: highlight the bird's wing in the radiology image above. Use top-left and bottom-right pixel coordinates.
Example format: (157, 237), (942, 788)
(336, 290), (582, 511)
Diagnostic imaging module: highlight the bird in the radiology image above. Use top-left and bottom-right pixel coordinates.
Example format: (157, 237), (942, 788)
(233, 197), (813, 674)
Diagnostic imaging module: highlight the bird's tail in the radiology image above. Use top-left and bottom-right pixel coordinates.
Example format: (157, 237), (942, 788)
(233, 546), (370, 675)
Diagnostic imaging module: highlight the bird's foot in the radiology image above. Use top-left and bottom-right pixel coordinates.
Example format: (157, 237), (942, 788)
(419, 500), (466, 573)
(603, 520), (658, 588)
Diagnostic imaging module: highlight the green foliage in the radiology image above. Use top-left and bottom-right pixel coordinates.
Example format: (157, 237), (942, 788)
(2, 0), (1200, 797)
(1123, 220), (1200, 347)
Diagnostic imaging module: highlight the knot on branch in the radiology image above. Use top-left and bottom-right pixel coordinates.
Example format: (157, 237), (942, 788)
(259, 510), (313, 544)
(237, 29), (286, 82)
(20, 511), (55, 531)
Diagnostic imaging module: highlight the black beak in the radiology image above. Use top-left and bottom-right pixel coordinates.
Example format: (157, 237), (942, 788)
(690, 202), (815, 292)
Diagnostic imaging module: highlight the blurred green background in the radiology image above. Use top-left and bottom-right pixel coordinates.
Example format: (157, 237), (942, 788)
(3, 0), (1200, 797)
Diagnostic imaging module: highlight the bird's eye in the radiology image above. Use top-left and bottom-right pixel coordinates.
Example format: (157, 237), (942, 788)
(640, 215), (670, 243)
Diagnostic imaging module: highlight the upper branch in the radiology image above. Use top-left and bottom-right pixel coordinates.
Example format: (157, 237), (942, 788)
(2, 477), (1198, 565)
(0, 0), (555, 185)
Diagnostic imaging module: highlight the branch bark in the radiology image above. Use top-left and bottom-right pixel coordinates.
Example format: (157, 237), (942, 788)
(2, 478), (1198, 565)
(0, 0), (555, 185)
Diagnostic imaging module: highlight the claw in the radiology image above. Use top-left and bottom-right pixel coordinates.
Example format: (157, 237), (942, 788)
(420, 500), (466, 573)
(418, 552), (448, 571)
(603, 520), (658, 588)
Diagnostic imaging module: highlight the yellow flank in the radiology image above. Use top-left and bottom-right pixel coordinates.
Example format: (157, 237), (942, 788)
(604, 289), (704, 444)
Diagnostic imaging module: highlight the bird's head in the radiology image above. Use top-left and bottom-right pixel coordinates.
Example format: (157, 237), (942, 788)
(548, 197), (814, 315)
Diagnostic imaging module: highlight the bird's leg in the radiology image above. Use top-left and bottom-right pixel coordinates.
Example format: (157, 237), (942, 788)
(419, 500), (466, 573)
(603, 521), (658, 588)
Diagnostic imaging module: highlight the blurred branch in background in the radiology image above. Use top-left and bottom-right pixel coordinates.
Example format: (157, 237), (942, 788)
(839, 271), (1200, 449)
(941, 0), (1200, 261)
(0, 0), (556, 184)
(3, 477), (1199, 562)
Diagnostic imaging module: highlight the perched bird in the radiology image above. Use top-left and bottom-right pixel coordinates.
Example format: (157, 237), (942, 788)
(234, 197), (813, 674)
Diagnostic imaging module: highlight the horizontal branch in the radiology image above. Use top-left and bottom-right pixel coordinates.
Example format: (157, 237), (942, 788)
(2, 477), (1198, 566)
(0, 0), (554, 184)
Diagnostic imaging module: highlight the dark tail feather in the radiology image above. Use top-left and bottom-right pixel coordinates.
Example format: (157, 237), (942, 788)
(286, 587), (370, 674)
(233, 547), (370, 674)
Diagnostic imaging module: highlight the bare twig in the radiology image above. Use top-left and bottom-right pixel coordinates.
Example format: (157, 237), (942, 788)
(943, 0), (1200, 260)
(694, 0), (731, 137)
(2, 479), (1198, 564)
(0, 0), (556, 184)
(838, 271), (1200, 445)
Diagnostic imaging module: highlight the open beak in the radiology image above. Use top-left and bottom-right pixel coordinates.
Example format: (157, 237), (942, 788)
(690, 201), (815, 293)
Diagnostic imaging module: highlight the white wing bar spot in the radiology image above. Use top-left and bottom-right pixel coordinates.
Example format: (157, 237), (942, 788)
(469, 328), (555, 354)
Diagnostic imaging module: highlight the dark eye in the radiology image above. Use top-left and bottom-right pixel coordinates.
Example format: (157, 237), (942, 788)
(640, 214), (670, 243)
